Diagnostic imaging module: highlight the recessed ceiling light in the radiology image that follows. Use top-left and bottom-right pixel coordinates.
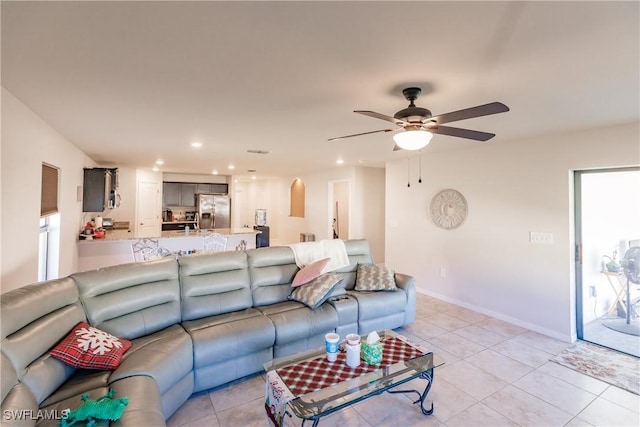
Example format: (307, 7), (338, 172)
(155, 160), (164, 165)
(212, 170), (218, 175)
(228, 165), (235, 170)
(152, 166), (159, 172)
(336, 159), (344, 165)
(191, 141), (202, 148)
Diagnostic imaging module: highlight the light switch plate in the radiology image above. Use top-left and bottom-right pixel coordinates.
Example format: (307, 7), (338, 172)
(530, 231), (554, 245)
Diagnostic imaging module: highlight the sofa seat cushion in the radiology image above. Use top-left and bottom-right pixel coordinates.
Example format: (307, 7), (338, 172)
(50, 322), (132, 370)
(255, 301), (338, 345)
(182, 308), (275, 367)
(40, 370), (110, 408)
(37, 386), (109, 427)
(108, 324), (192, 395)
(1, 383), (39, 426)
(108, 375), (165, 427)
(347, 288), (408, 320)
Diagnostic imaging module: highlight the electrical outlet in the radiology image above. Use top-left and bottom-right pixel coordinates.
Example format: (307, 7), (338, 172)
(589, 286), (597, 298)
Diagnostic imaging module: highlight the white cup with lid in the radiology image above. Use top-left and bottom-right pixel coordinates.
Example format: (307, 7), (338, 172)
(325, 333), (340, 362)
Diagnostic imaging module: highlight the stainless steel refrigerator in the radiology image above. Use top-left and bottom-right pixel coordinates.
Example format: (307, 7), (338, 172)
(196, 194), (230, 229)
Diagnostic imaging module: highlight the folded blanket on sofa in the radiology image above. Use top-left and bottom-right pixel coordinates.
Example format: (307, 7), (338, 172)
(288, 239), (350, 272)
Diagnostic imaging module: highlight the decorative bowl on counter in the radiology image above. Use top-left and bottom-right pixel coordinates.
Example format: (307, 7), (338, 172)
(94, 230), (106, 239)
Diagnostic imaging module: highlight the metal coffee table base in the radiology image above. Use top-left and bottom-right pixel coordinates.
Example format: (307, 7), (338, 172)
(296, 368), (436, 427)
(387, 369), (435, 415)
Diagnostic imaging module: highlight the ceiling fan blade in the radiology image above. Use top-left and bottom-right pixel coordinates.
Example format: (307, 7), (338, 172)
(392, 144), (403, 151)
(355, 110), (409, 126)
(429, 125), (495, 141)
(328, 128), (396, 141)
(430, 102), (509, 125)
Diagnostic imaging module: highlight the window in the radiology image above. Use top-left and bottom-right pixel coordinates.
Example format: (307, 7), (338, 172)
(39, 163), (60, 282)
(41, 163), (59, 216)
(38, 217), (49, 282)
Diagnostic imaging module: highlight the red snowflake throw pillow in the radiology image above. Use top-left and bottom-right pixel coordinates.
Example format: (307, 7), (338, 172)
(50, 322), (132, 370)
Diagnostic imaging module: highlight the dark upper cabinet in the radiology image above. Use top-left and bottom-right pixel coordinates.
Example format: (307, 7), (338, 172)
(163, 181), (228, 207)
(195, 183), (228, 194)
(163, 182), (181, 206)
(181, 183), (196, 207)
(211, 184), (229, 194)
(196, 183), (212, 194)
(83, 168), (117, 212)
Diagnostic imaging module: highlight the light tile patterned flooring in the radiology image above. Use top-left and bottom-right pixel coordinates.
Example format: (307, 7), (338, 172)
(167, 294), (640, 426)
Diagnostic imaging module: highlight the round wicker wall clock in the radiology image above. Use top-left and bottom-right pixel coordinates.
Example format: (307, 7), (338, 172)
(430, 189), (468, 229)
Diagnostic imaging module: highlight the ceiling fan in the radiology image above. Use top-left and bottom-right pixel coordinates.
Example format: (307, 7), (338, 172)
(328, 87), (510, 151)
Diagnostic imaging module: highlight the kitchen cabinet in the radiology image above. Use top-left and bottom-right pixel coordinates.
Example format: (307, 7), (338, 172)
(161, 221), (196, 231)
(163, 182), (196, 207)
(196, 183), (228, 194)
(196, 183), (212, 194)
(181, 183), (196, 207)
(163, 182), (181, 206)
(163, 182), (229, 207)
(83, 168), (118, 212)
(211, 184), (228, 194)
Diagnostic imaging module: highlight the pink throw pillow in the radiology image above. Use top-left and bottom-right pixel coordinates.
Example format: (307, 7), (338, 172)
(292, 258), (331, 287)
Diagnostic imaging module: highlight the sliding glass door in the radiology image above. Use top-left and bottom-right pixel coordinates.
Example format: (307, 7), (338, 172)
(574, 167), (640, 356)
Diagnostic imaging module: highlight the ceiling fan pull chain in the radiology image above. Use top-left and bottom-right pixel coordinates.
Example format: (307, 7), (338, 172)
(407, 157), (411, 188)
(418, 150), (423, 184)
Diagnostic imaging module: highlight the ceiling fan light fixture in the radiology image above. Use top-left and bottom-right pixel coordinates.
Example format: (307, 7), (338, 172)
(393, 130), (433, 150)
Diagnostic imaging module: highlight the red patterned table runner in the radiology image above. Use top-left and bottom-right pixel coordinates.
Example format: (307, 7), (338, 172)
(276, 336), (424, 396)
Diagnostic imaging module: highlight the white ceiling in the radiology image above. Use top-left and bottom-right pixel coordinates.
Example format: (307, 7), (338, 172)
(2, 1), (638, 178)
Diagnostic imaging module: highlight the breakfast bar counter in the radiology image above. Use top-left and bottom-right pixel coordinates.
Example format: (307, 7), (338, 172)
(77, 227), (260, 272)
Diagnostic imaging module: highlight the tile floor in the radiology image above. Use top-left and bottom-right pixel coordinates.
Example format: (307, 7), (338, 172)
(167, 294), (640, 426)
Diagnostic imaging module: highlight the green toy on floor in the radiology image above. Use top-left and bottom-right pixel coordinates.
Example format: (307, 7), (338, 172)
(60, 389), (128, 427)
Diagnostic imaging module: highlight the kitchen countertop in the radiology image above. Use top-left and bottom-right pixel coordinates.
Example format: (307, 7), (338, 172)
(78, 227), (259, 242)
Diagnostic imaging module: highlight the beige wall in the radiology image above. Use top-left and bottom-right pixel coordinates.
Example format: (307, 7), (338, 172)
(1, 88), (96, 292)
(232, 166), (386, 262)
(384, 121), (640, 342)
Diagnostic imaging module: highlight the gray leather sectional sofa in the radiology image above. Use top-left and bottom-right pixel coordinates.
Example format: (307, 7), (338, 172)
(1, 240), (416, 426)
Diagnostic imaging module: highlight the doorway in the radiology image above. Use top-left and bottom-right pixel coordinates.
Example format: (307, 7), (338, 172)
(575, 167), (640, 356)
(329, 180), (350, 240)
(136, 180), (161, 238)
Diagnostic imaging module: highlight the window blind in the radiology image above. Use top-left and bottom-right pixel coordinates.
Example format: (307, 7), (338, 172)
(41, 163), (59, 216)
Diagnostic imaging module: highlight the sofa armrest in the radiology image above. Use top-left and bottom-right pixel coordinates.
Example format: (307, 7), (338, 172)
(395, 273), (416, 325)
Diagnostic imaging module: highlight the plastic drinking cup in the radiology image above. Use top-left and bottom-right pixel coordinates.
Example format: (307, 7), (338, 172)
(325, 333), (340, 362)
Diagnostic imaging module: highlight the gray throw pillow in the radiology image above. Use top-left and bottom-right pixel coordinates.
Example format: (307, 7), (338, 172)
(289, 274), (343, 309)
(355, 264), (397, 291)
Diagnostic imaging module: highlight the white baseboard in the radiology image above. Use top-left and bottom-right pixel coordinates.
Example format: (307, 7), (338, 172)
(416, 288), (576, 344)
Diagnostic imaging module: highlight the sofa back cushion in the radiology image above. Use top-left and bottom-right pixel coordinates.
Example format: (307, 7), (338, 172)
(72, 258), (181, 340)
(247, 247), (298, 306)
(335, 239), (374, 290)
(0, 277), (84, 403)
(178, 251), (252, 321)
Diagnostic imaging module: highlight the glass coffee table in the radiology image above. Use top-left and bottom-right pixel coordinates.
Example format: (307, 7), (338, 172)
(264, 330), (444, 427)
